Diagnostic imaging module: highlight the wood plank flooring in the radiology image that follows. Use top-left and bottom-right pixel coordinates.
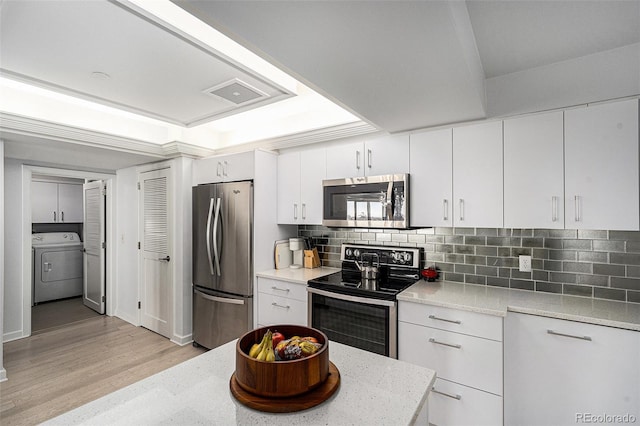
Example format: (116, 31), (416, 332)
(0, 316), (205, 425)
(31, 297), (100, 333)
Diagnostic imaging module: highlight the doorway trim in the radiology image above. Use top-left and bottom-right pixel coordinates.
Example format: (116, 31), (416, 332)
(20, 165), (116, 338)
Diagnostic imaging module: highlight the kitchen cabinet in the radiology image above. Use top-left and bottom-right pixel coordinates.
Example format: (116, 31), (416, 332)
(565, 99), (639, 230)
(256, 277), (308, 327)
(193, 151), (254, 184)
(32, 181), (83, 223)
(504, 111), (564, 229)
(409, 128), (453, 227)
(277, 147), (325, 225)
(453, 121), (503, 228)
(325, 134), (409, 179)
(398, 301), (503, 426)
(504, 312), (640, 426)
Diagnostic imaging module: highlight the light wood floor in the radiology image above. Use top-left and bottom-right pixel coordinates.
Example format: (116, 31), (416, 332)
(31, 297), (100, 333)
(0, 316), (205, 425)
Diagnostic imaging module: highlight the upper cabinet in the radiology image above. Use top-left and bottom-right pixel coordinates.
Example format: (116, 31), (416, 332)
(504, 111), (564, 229)
(277, 147), (326, 225)
(193, 151), (255, 185)
(32, 181), (83, 223)
(453, 121), (504, 228)
(565, 99), (639, 230)
(325, 134), (409, 179)
(409, 128), (453, 227)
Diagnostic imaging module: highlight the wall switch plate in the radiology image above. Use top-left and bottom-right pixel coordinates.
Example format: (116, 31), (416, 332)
(519, 255), (532, 272)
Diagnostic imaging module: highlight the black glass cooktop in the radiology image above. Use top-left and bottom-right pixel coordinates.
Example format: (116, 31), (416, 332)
(307, 270), (417, 301)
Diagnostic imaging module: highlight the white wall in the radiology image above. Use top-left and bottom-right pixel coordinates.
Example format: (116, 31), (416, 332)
(0, 141), (6, 381)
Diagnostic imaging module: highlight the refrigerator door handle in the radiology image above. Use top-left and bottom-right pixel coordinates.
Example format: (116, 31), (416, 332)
(206, 198), (215, 276)
(212, 197), (222, 276)
(195, 288), (245, 305)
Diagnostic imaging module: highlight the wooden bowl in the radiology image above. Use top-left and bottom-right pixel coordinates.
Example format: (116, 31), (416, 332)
(235, 325), (330, 398)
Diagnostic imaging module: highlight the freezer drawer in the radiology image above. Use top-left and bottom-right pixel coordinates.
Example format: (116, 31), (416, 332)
(193, 287), (253, 350)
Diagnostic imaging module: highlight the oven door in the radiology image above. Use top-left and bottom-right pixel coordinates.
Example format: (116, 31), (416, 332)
(307, 287), (397, 358)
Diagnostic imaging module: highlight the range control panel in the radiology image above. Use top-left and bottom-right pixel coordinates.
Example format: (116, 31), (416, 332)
(340, 243), (422, 269)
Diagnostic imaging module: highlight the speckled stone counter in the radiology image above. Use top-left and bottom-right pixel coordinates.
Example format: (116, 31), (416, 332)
(256, 266), (339, 284)
(45, 340), (435, 425)
(399, 280), (640, 331)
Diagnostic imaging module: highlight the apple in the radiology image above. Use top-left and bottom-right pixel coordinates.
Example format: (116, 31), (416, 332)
(272, 331), (285, 348)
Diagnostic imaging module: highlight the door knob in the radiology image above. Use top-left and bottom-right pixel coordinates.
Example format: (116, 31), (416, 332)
(158, 256), (171, 262)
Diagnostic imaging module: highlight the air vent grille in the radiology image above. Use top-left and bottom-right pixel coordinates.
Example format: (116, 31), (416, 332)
(204, 79), (267, 105)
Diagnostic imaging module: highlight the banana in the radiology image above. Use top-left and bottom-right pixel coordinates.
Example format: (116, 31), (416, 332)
(249, 329), (271, 358)
(256, 330), (273, 361)
(265, 345), (276, 362)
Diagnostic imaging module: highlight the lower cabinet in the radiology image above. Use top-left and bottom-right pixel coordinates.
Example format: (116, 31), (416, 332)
(256, 277), (308, 327)
(504, 312), (640, 426)
(398, 301), (504, 425)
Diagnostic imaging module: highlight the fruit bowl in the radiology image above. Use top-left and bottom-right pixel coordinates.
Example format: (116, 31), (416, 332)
(234, 324), (330, 398)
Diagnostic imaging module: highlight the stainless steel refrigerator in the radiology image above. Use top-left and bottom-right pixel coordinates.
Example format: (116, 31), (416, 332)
(192, 181), (253, 349)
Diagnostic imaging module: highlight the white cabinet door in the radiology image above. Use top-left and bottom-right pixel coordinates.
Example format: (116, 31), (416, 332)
(565, 99), (639, 230)
(453, 121), (503, 228)
(193, 156), (224, 184)
(504, 111), (564, 229)
(430, 378), (503, 426)
(277, 151), (302, 224)
(325, 141), (363, 179)
(365, 134), (410, 176)
(409, 128), (453, 227)
(31, 181), (59, 223)
(504, 312), (640, 426)
(299, 147), (326, 224)
(221, 151), (255, 182)
(58, 183), (84, 223)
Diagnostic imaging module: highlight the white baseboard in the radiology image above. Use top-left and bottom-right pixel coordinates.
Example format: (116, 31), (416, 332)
(170, 333), (193, 346)
(0, 368), (7, 382)
(2, 329), (28, 343)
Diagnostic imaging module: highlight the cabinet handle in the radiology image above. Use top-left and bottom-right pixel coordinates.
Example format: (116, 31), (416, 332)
(367, 149), (372, 169)
(443, 199), (448, 221)
(574, 195), (581, 222)
(547, 329), (592, 341)
(272, 302), (290, 310)
(428, 314), (461, 325)
(53, 211), (57, 222)
(216, 162), (222, 177)
(552, 196), (558, 222)
(61, 211), (64, 222)
(294, 203), (298, 220)
(459, 199), (464, 221)
(223, 161), (228, 177)
(271, 286), (290, 293)
(429, 338), (461, 349)
(432, 387), (462, 400)
(356, 150), (361, 170)
(302, 203), (306, 220)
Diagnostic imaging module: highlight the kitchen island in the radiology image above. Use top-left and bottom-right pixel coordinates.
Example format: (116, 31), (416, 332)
(45, 340), (436, 425)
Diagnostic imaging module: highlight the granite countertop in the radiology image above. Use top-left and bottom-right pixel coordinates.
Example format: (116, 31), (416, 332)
(256, 267), (340, 284)
(45, 340), (436, 425)
(398, 280), (640, 331)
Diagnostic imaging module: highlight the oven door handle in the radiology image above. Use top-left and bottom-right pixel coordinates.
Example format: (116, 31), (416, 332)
(307, 287), (396, 307)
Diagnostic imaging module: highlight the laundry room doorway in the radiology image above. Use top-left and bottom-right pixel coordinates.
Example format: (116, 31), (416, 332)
(22, 166), (116, 337)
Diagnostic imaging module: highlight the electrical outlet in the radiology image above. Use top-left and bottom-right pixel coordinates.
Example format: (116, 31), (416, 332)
(519, 255), (532, 272)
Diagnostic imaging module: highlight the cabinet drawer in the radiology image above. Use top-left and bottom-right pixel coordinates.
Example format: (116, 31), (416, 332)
(257, 278), (308, 302)
(430, 378), (503, 426)
(257, 294), (307, 327)
(399, 321), (503, 395)
(399, 301), (502, 341)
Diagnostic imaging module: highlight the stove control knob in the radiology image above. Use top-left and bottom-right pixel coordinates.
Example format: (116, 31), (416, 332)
(353, 249), (360, 259)
(404, 253), (412, 264)
(345, 248), (353, 258)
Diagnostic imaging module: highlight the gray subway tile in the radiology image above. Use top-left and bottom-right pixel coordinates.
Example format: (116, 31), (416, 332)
(511, 247), (532, 257)
(512, 229), (534, 237)
(487, 277), (510, 288)
(436, 244), (454, 253)
(609, 231), (640, 241)
(628, 290), (640, 303)
(487, 237), (513, 246)
(476, 228), (498, 236)
(499, 268), (511, 278)
(418, 243), (436, 253)
(577, 274), (609, 287)
(511, 279), (534, 291)
(445, 235), (464, 244)
(563, 284), (593, 298)
(427, 252), (445, 262)
(549, 250), (577, 261)
(435, 227), (454, 235)
(611, 253), (640, 265)
(477, 246), (498, 256)
(416, 227), (435, 235)
(532, 259), (544, 270)
(391, 233), (408, 243)
(549, 272), (578, 284)
(578, 251), (608, 263)
(627, 266), (640, 278)
(563, 239), (592, 250)
(512, 270), (532, 280)
(434, 262), (454, 272)
(454, 228), (476, 235)
(533, 229), (551, 237)
(611, 277), (640, 291)
(532, 248), (549, 259)
(578, 230), (608, 239)
(522, 238), (544, 248)
(549, 229), (578, 238)
(498, 229), (512, 236)
(544, 239), (563, 249)
(593, 240), (625, 252)
(476, 266), (498, 277)
(465, 255), (487, 265)
(594, 287), (626, 302)
(455, 264), (476, 274)
(375, 233), (391, 242)
(563, 262), (592, 273)
(444, 272), (464, 282)
(626, 242), (640, 253)
(465, 236), (487, 246)
(425, 235), (445, 243)
(498, 247), (511, 257)
(445, 253), (465, 263)
(533, 270), (549, 281)
(465, 275), (486, 285)
(535, 281), (563, 294)
(408, 234), (427, 244)
(593, 263), (626, 277)
(455, 245), (475, 255)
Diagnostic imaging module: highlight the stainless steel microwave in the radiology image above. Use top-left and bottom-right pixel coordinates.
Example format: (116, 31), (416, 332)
(322, 174), (409, 229)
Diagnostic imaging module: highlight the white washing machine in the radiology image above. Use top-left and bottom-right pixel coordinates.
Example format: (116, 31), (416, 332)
(32, 232), (84, 304)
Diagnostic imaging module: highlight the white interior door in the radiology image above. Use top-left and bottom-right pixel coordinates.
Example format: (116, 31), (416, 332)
(83, 180), (105, 314)
(139, 168), (172, 339)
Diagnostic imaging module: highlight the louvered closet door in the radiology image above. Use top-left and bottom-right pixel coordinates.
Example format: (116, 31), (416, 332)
(83, 180), (105, 314)
(139, 168), (172, 338)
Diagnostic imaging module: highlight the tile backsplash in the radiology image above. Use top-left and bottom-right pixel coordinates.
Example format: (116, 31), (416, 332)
(298, 225), (640, 304)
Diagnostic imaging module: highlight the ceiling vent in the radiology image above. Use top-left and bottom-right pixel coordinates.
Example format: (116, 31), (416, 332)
(204, 78), (268, 105)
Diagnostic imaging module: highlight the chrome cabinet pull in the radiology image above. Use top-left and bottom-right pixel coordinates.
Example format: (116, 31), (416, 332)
(61, 211), (65, 222)
(552, 196), (558, 222)
(547, 329), (592, 341)
(443, 199), (449, 221)
(223, 161), (228, 177)
(574, 195), (581, 222)
(271, 286), (290, 293)
(216, 162), (222, 177)
(53, 211), (57, 222)
(302, 203), (306, 220)
(367, 149), (372, 169)
(356, 150), (361, 170)
(428, 314), (461, 325)
(294, 203), (298, 220)
(429, 338), (461, 349)
(432, 387), (462, 400)
(459, 199), (464, 221)
(272, 302), (290, 309)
